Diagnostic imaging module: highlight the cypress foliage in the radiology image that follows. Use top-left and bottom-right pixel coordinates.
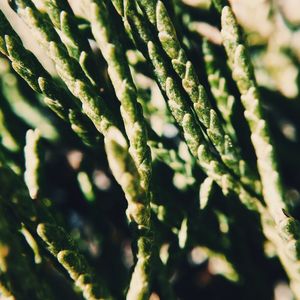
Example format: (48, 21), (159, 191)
(0, 0), (300, 299)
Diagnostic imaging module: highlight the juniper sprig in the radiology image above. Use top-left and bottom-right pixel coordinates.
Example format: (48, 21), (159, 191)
(129, 0), (260, 194)
(9, 0), (119, 136)
(114, 3), (300, 297)
(113, 0), (259, 209)
(24, 129), (42, 200)
(85, 0), (152, 194)
(220, 4), (286, 223)
(1, 0), (300, 298)
(82, 2), (156, 298)
(42, 0), (100, 86)
(0, 203), (50, 300)
(217, 2), (300, 295)
(202, 39), (237, 142)
(37, 223), (110, 300)
(0, 158), (108, 299)
(9, 1), (156, 297)
(0, 11), (100, 146)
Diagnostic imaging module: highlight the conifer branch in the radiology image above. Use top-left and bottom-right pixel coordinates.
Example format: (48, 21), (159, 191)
(9, 2), (156, 297)
(218, 3), (300, 296)
(0, 11), (100, 146)
(132, 0), (260, 193)
(42, 0), (99, 86)
(112, 0), (261, 208)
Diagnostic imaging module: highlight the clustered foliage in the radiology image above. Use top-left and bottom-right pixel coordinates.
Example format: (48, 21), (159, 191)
(0, 0), (300, 299)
